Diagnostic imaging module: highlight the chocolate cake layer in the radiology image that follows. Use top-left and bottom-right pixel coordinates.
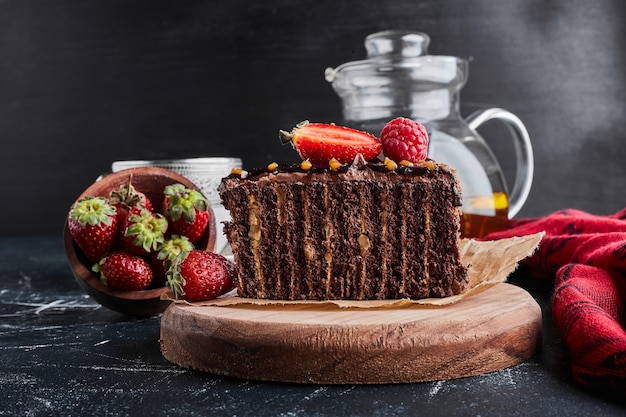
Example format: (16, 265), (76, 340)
(219, 157), (468, 300)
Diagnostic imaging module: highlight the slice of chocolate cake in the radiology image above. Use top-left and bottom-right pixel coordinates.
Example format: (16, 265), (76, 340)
(219, 156), (469, 301)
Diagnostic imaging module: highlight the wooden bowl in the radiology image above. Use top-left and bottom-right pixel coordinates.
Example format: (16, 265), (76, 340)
(63, 167), (217, 316)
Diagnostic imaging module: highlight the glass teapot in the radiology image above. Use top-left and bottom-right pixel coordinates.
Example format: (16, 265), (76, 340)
(325, 30), (534, 237)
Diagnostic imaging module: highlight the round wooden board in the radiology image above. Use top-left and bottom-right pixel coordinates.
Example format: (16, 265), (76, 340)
(159, 283), (542, 384)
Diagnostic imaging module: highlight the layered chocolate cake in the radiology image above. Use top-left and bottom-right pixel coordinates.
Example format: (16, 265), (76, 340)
(219, 156), (469, 301)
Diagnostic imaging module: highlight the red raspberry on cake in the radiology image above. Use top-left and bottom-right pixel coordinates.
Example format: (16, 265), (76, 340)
(380, 117), (429, 163)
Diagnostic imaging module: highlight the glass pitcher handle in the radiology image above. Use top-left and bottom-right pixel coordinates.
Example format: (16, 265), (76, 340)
(466, 108), (534, 218)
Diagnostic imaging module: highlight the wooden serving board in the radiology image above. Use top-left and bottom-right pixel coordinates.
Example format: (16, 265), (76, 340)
(160, 283), (542, 384)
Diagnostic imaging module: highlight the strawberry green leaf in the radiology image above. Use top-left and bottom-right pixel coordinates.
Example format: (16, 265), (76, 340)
(69, 196), (116, 227)
(163, 184), (209, 223)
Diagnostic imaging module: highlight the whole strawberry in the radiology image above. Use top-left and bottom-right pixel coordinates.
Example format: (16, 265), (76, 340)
(167, 250), (235, 302)
(93, 251), (154, 291)
(380, 117), (430, 163)
(279, 121), (381, 167)
(108, 176), (154, 225)
(162, 184), (210, 244)
(119, 206), (168, 256)
(68, 196), (118, 263)
(149, 235), (195, 286)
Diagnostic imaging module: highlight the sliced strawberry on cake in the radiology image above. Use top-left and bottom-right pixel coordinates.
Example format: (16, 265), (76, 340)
(279, 121), (382, 167)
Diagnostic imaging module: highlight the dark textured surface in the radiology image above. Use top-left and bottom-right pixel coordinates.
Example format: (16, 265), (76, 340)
(2, 0), (626, 235)
(2, 236), (626, 416)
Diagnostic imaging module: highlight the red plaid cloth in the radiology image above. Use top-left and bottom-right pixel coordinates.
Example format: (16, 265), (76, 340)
(485, 208), (626, 396)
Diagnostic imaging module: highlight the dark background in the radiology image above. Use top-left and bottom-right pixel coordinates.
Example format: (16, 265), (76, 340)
(2, 0), (625, 235)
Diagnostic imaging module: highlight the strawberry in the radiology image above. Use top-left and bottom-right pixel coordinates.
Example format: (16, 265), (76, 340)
(279, 121), (382, 167)
(93, 251), (153, 291)
(380, 117), (430, 163)
(167, 250), (235, 302)
(149, 235), (195, 286)
(68, 196), (118, 263)
(119, 206), (168, 256)
(162, 184), (210, 244)
(108, 175), (154, 225)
